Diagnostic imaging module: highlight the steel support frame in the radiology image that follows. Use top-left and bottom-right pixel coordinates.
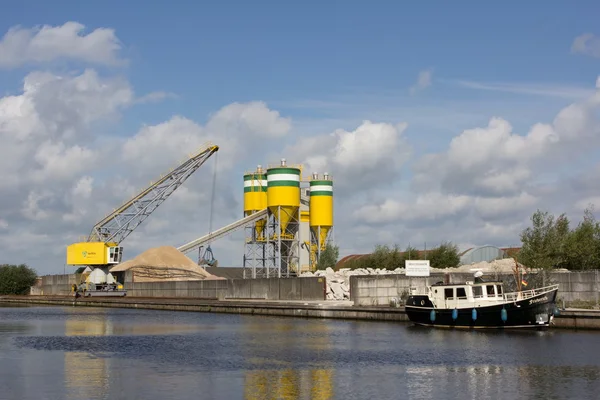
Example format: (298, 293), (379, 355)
(242, 218), (270, 279)
(243, 206), (300, 279)
(309, 226), (333, 271)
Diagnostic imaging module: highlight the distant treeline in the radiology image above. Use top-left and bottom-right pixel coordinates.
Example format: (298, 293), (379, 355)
(518, 207), (600, 271)
(341, 242), (461, 270)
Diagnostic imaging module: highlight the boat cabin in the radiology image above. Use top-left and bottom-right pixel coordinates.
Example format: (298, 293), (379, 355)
(425, 280), (507, 309)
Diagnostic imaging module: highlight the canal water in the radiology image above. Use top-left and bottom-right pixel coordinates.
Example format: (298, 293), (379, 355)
(1, 303), (599, 400)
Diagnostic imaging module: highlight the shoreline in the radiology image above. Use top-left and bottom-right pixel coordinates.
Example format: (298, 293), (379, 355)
(2, 295), (600, 330)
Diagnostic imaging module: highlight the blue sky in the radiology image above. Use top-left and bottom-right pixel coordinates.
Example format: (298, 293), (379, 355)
(1, 2), (600, 273)
(3, 1), (599, 119)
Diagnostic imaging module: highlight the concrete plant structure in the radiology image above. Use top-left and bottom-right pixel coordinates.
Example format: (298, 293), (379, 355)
(242, 159), (334, 279)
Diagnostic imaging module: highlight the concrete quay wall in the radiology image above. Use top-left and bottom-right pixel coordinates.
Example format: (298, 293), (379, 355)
(36, 274), (327, 301)
(2, 296), (600, 330)
(350, 271), (600, 307)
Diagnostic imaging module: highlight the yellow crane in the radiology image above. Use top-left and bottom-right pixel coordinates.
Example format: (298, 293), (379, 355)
(66, 142), (219, 296)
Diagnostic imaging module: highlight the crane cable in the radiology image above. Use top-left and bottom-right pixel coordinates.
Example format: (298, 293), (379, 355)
(207, 151), (218, 244)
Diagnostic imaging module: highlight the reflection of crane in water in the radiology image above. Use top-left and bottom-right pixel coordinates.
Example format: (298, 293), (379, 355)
(64, 309), (112, 400)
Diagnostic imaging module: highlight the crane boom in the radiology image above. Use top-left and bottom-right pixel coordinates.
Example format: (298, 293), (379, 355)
(88, 143), (219, 244)
(66, 142), (219, 267)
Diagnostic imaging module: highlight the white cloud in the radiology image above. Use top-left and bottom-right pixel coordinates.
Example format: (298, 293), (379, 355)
(1, 20), (600, 271)
(413, 78), (600, 198)
(341, 75), (600, 257)
(0, 22), (125, 68)
(284, 120), (411, 193)
(0, 69), (133, 193)
(450, 79), (593, 99)
(206, 101), (291, 139)
(0, 63), (293, 271)
(574, 197), (600, 212)
(121, 101), (291, 178)
(571, 33), (600, 58)
(134, 91), (178, 104)
(410, 69), (433, 95)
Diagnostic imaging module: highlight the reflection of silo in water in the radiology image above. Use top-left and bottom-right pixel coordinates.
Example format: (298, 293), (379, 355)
(64, 311), (111, 400)
(242, 320), (334, 400)
(267, 159), (301, 276)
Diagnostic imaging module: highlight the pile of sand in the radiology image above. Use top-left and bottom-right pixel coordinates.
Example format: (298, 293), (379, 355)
(110, 245), (224, 282)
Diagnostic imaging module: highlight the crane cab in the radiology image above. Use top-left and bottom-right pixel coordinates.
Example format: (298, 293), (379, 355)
(66, 242), (123, 266)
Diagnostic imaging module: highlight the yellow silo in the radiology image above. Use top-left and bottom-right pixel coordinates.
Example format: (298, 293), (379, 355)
(309, 172), (333, 251)
(267, 159), (300, 238)
(243, 166), (268, 239)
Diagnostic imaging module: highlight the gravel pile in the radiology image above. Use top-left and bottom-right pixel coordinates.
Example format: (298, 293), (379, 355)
(110, 246), (224, 282)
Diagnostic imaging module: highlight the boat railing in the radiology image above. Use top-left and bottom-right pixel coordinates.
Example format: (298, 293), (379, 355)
(503, 284), (559, 302)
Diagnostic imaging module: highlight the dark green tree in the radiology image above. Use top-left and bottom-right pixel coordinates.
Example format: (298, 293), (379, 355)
(0, 264), (38, 295)
(427, 241), (460, 268)
(369, 244), (403, 270)
(562, 207), (600, 270)
(400, 245), (421, 264)
(317, 243), (340, 271)
(519, 210), (571, 270)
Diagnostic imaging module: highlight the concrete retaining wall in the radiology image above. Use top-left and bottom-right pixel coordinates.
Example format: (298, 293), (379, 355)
(3, 296), (600, 330)
(350, 271), (600, 306)
(34, 274), (327, 301)
(37, 274), (81, 296)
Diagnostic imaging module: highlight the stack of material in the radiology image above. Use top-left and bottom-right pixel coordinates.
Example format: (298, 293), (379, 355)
(110, 246), (224, 282)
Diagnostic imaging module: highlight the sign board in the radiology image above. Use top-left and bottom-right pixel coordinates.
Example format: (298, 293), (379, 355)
(405, 260), (430, 277)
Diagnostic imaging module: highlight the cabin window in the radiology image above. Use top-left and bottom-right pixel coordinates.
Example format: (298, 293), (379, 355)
(496, 285), (503, 295)
(486, 285), (496, 297)
(444, 288), (454, 299)
(456, 287), (467, 299)
(473, 286), (483, 298)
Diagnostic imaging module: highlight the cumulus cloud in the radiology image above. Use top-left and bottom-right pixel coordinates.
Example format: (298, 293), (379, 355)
(122, 101), (291, 176)
(0, 69), (133, 193)
(283, 120), (411, 193)
(571, 33), (600, 58)
(412, 79), (600, 198)
(0, 22), (125, 68)
(2, 20), (600, 272)
(134, 91), (178, 104)
(349, 76), (600, 252)
(410, 69), (433, 95)
(0, 62), (293, 272)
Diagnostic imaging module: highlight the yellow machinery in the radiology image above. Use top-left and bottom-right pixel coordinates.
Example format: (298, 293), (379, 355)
(266, 159), (301, 276)
(309, 173), (334, 269)
(242, 159), (337, 277)
(267, 160), (301, 240)
(243, 166), (268, 240)
(66, 142), (219, 296)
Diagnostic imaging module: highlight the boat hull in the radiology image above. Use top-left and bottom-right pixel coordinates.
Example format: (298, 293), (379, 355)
(405, 289), (558, 329)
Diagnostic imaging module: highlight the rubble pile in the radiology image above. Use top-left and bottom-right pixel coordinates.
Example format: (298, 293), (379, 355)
(300, 258), (530, 301)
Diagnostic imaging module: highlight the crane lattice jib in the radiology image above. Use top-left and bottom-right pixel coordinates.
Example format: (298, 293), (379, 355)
(88, 143), (219, 244)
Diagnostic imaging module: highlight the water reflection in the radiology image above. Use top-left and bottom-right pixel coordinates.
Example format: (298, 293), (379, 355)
(64, 308), (111, 400)
(2, 304), (600, 399)
(244, 368), (334, 400)
(242, 317), (334, 400)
